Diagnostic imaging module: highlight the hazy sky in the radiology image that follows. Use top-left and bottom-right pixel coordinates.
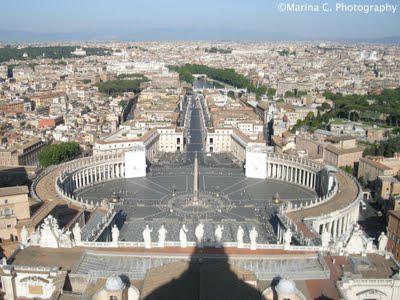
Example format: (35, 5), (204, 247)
(1, 0), (399, 40)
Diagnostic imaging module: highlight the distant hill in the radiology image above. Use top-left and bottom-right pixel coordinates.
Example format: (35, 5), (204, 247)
(0, 28), (399, 44)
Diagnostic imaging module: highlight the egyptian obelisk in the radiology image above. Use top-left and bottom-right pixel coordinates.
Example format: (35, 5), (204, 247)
(193, 152), (199, 204)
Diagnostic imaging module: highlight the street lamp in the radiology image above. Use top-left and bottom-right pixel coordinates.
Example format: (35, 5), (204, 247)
(272, 192), (281, 205)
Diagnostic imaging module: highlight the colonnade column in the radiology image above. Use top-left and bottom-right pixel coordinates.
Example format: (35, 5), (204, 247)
(332, 220), (337, 239)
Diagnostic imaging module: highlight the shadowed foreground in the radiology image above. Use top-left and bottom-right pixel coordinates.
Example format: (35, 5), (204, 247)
(143, 247), (262, 300)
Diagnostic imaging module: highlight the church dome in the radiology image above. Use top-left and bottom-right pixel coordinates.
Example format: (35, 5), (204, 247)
(276, 278), (296, 294)
(105, 275), (125, 292)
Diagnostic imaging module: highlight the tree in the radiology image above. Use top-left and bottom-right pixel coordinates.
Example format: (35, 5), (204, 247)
(227, 91), (235, 99)
(363, 136), (400, 158)
(38, 142), (80, 167)
(284, 91), (295, 98)
(341, 165), (353, 175)
(320, 102), (331, 111)
(95, 78), (149, 96)
(118, 100), (127, 108)
(267, 88), (276, 98)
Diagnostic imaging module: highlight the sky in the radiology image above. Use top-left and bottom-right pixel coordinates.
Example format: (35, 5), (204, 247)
(1, 0), (399, 41)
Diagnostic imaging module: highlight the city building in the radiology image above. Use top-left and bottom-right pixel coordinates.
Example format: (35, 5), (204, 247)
(387, 210), (400, 261)
(0, 138), (46, 167)
(0, 186), (30, 241)
(323, 136), (363, 168)
(358, 154), (400, 183)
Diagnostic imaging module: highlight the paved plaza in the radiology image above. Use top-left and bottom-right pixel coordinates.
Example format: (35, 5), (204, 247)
(75, 101), (317, 244)
(76, 162), (316, 243)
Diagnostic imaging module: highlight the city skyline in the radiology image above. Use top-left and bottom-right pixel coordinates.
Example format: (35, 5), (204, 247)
(1, 0), (400, 42)
(1, 2), (400, 299)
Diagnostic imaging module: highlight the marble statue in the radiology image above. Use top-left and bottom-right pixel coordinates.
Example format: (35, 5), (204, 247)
(214, 225), (224, 245)
(39, 215), (61, 248)
(31, 228), (41, 245)
(283, 228), (293, 248)
(179, 224), (188, 248)
(344, 224), (369, 255)
(59, 230), (73, 248)
(321, 228), (331, 248)
(158, 225), (168, 248)
(366, 238), (374, 252)
(237, 226), (244, 248)
(378, 232), (388, 252)
(111, 224), (119, 244)
(143, 224), (153, 249)
(249, 226), (258, 250)
(195, 223), (204, 245)
(72, 223), (82, 244)
(20, 226), (29, 245)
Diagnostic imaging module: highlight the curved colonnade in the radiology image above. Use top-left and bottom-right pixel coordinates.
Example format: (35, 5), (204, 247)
(54, 153), (125, 209)
(304, 172), (361, 239)
(272, 156), (362, 243)
(252, 153), (361, 243)
(33, 151), (361, 244)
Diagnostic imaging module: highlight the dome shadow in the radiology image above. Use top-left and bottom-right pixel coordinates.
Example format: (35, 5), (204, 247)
(142, 246), (262, 300)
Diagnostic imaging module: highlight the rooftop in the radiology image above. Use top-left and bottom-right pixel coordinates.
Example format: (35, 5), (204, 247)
(0, 185), (29, 197)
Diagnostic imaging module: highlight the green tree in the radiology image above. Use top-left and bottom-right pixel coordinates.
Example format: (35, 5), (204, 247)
(341, 165), (353, 175)
(95, 78), (149, 96)
(118, 100), (127, 108)
(284, 91), (295, 98)
(38, 142), (80, 167)
(320, 102), (331, 111)
(267, 88), (276, 98)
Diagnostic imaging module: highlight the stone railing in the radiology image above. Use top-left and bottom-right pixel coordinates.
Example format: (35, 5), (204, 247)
(282, 177), (338, 213)
(32, 153), (125, 203)
(30, 165), (56, 202)
(78, 240), (325, 252)
(266, 152), (322, 171)
(13, 265), (53, 272)
(87, 210), (117, 242)
(303, 170), (362, 225)
(55, 177), (97, 210)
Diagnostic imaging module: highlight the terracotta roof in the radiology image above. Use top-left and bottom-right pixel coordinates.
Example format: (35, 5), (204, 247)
(360, 157), (392, 171)
(324, 144), (362, 155)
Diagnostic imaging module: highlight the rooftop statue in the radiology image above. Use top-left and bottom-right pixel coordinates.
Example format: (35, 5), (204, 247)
(179, 224), (188, 248)
(143, 224), (153, 249)
(249, 226), (258, 250)
(237, 225), (244, 248)
(195, 223), (204, 245)
(158, 225), (168, 248)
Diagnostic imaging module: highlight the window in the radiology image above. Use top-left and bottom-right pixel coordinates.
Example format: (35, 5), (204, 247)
(4, 208), (12, 216)
(110, 296), (118, 300)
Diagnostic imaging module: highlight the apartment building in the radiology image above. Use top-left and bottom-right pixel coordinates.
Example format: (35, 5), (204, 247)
(0, 186), (30, 241)
(0, 138), (46, 167)
(323, 136), (363, 168)
(358, 154), (400, 182)
(387, 210), (400, 261)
